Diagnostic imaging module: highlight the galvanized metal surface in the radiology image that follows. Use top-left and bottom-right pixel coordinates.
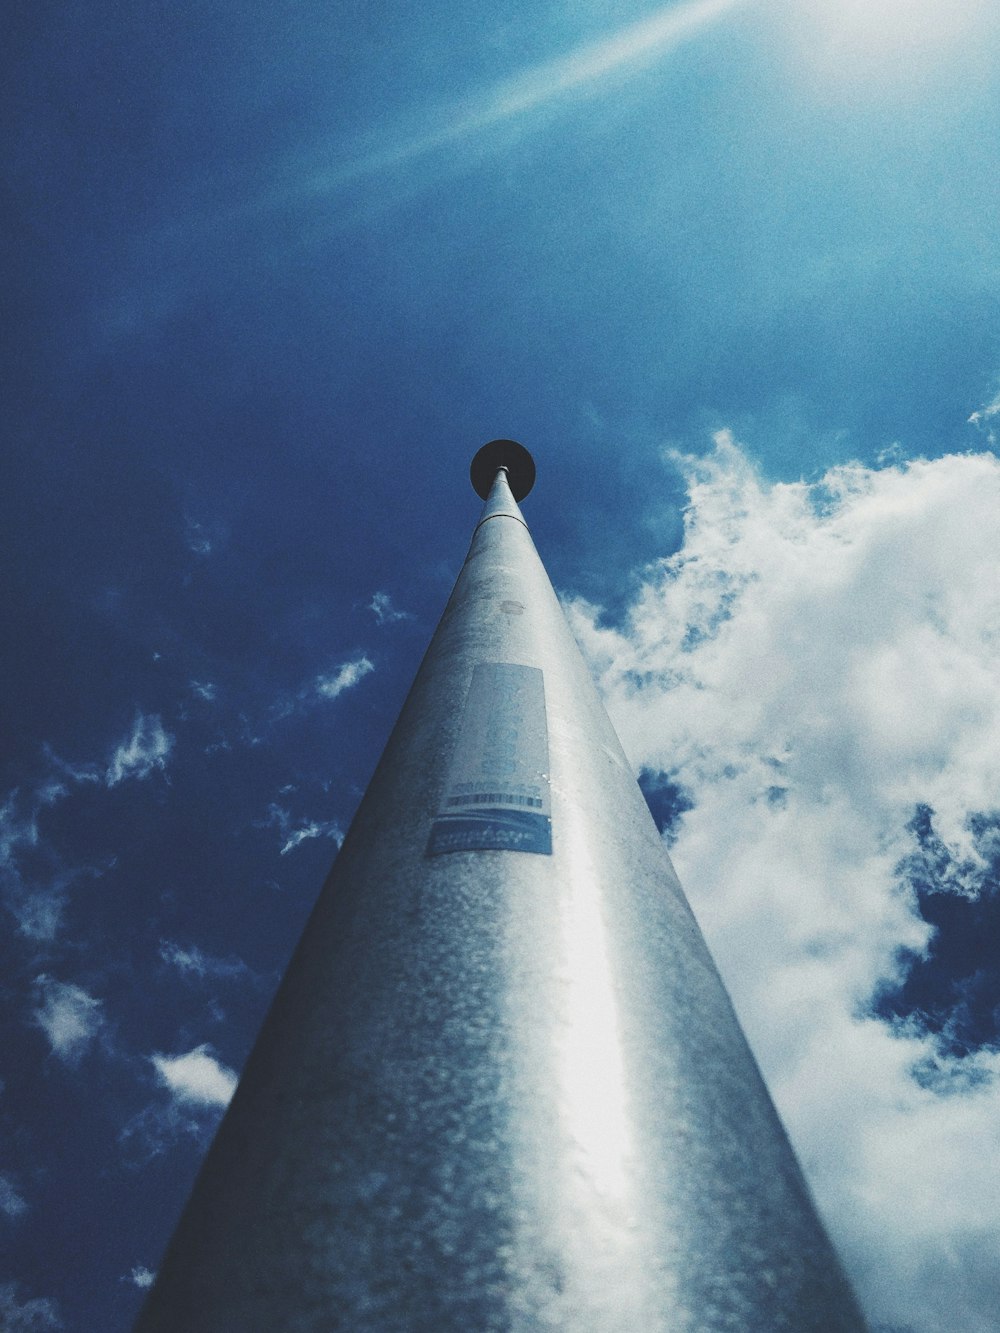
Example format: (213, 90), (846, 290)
(136, 462), (868, 1331)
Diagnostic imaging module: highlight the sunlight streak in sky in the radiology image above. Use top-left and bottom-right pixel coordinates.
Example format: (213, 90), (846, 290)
(308, 0), (745, 195)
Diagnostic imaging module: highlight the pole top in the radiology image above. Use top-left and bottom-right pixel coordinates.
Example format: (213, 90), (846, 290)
(470, 440), (536, 502)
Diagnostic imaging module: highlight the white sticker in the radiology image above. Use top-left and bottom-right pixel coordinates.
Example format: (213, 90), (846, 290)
(427, 662), (552, 856)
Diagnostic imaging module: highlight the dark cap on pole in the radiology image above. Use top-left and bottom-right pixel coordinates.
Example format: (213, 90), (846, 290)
(470, 439), (536, 501)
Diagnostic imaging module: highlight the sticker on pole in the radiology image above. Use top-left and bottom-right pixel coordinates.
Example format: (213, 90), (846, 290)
(427, 662), (552, 856)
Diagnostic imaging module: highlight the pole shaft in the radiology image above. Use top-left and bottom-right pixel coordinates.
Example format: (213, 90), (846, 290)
(137, 466), (867, 1331)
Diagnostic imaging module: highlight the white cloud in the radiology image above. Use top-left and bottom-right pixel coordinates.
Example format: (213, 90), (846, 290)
(41, 745), (100, 787)
(0, 796), (58, 938)
(569, 436), (1000, 1333)
(11, 886), (70, 942)
(968, 387), (1000, 445)
(184, 517), (217, 557)
(189, 680), (217, 701)
(0, 1172), (27, 1219)
(279, 820), (343, 856)
(119, 1099), (214, 1165)
(368, 590), (411, 625)
(315, 655), (374, 701)
(32, 976), (103, 1065)
(259, 803), (343, 857)
(0, 785), (86, 940)
(0, 1284), (62, 1331)
(106, 714), (174, 787)
(0, 745), (124, 940)
(151, 1044), (237, 1108)
(158, 940), (249, 981)
(0, 793), (41, 872)
(128, 1042), (238, 1160)
(126, 1265), (155, 1289)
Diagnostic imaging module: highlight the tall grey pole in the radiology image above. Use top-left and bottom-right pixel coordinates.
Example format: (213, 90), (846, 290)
(137, 441), (868, 1331)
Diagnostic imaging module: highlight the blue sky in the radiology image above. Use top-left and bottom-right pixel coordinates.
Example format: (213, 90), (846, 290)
(3, 1), (1000, 1328)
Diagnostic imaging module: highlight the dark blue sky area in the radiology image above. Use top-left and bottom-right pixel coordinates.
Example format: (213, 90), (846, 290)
(876, 805), (1000, 1058)
(4, 1), (1000, 1327)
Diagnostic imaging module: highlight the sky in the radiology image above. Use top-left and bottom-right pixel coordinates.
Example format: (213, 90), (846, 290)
(3, 0), (1000, 1328)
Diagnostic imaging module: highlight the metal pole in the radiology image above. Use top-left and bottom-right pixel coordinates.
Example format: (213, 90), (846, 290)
(136, 441), (868, 1331)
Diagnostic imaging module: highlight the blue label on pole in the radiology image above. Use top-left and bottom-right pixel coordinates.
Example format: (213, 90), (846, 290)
(427, 662), (552, 856)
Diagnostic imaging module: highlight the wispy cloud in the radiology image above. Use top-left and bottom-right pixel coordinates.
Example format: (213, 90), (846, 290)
(189, 680), (217, 701)
(150, 1044), (237, 1108)
(259, 803), (343, 857)
(125, 1266), (155, 1290)
(14, 894), (66, 941)
(315, 655), (374, 701)
(41, 746), (100, 787)
(0, 1173), (27, 1220)
(183, 517), (215, 557)
(570, 435), (1000, 1333)
(32, 976), (104, 1065)
(106, 714), (174, 787)
(1, 792), (51, 937)
(0, 779), (101, 940)
(0, 784), (64, 871)
(368, 591), (412, 625)
(279, 821), (343, 856)
(158, 940), (250, 982)
(968, 387), (1000, 444)
(0, 1283), (62, 1331)
(258, 654), (376, 730)
(2, 725), (166, 940)
(120, 1077), (230, 1166)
